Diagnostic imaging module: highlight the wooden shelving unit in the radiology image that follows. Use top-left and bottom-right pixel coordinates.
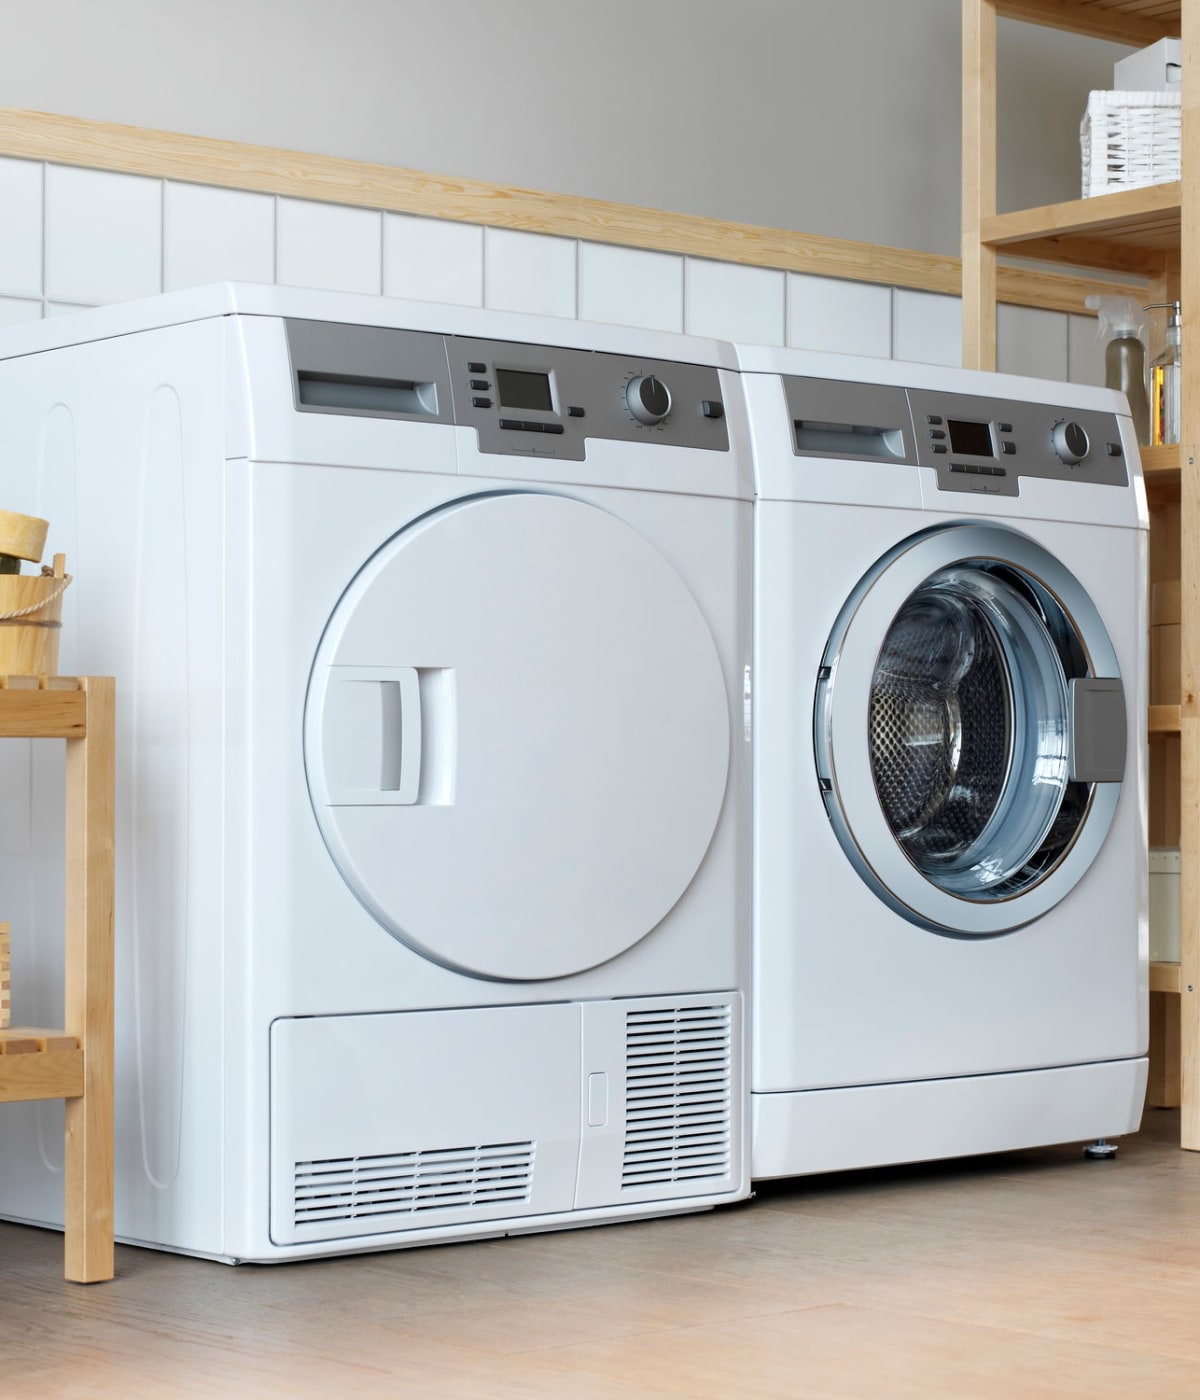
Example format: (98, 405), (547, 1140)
(0, 675), (115, 1281)
(964, 0), (1196, 1141)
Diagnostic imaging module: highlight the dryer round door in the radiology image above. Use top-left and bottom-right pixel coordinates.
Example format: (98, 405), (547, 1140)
(814, 524), (1126, 936)
(304, 491), (731, 981)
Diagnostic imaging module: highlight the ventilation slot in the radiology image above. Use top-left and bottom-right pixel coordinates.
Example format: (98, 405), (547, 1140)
(622, 1004), (732, 1189)
(293, 1141), (534, 1227)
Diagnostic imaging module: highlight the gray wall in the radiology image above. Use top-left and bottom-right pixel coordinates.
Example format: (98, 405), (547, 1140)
(0, 0), (1129, 256)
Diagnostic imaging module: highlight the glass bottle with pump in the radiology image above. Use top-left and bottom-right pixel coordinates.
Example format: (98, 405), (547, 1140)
(1086, 295), (1150, 445)
(1146, 301), (1182, 446)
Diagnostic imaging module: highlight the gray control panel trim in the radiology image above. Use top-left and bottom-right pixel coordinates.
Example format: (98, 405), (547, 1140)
(285, 319), (731, 458)
(777, 370), (1130, 494)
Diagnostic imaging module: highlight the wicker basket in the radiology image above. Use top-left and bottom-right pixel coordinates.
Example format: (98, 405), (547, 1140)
(1081, 89), (1181, 197)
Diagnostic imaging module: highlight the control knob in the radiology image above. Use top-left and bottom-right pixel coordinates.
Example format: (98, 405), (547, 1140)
(1052, 420), (1090, 465)
(626, 374), (672, 426)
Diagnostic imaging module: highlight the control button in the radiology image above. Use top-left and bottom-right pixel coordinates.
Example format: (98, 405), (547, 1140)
(950, 463), (968, 473)
(1052, 420), (1090, 465)
(929, 429), (946, 440)
(1106, 441), (1123, 457)
(926, 414), (943, 425)
(1001, 441), (1016, 455)
(470, 379), (489, 390)
(932, 444), (948, 454)
(702, 400), (724, 419)
(468, 362), (487, 373)
(626, 374), (672, 426)
(497, 419), (563, 435)
(472, 396), (492, 409)
(567, 406), (585, 418)
(998, 421), (1013, 433)
(984, 465), (1007, 477)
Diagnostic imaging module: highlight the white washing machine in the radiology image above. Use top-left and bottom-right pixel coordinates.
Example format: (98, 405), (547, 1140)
(739, 344), (1148, 1179)
(0, 284), (752, 1261)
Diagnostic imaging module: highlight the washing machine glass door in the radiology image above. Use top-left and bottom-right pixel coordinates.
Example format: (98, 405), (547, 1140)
(305, 491), (731, 980)
(815, 524), (1126, 936)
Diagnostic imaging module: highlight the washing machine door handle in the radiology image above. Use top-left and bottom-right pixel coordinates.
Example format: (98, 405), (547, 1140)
(314, 664), (425, 806)
(1068, 677), (1126, 784)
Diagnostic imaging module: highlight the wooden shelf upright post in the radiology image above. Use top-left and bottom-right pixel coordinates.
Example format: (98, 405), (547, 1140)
(963, 0), (998, 372)
(1178, 0), (1200, 1150)
(0, 675), (115, 1282)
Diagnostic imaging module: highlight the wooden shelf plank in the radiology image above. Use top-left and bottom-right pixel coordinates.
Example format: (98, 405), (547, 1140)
(995, 1), (1178, 46)
(981, 184), (1181, 273)
(1150, 704), (1183, 734)
(0, 684), (86, 738)
(0, 1048), (83, 1103)
(1151, 961), (1184, 995)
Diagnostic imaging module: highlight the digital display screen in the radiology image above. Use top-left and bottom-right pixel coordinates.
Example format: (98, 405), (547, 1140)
(496, 368), (553, 412)
(947, 419), (995, 457)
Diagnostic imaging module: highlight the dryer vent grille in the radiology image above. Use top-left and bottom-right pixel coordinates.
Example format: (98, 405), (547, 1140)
(622, 1003), (732, 1189)
(293, 1141), (535, 1227)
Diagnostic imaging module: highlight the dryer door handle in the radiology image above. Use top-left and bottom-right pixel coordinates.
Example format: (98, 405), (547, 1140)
(315, 665), (423, 805)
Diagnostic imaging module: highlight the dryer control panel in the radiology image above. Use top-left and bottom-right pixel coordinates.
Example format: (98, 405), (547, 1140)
(447, 337), (729, 460)
(285, 319), (730, 461)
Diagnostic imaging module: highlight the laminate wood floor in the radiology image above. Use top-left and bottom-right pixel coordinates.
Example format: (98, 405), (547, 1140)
(2, 1108), (1196, 1398)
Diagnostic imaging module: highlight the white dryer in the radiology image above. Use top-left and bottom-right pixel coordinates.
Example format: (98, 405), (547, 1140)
(739, 345), (1148, 1179)
(0, 285), (751, 1261)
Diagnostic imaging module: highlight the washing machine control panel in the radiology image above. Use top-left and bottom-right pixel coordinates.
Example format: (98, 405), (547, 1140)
(448, 337), (729, 460)
(906, 389), (1129, 496)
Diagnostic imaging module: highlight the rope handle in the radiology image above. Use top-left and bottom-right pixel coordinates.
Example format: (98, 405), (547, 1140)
(0, 572), (72, 623)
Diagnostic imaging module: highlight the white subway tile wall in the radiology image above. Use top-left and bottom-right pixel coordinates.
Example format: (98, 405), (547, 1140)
(164, 183), (276, 291)
(45, 165), (162, 305)
(577, 244), (684, 333)
(0, 158), (42, 298)
(0, 297), (42, 327)
(997, 303), (1069, 382)
(383, 215), (484, 306)
(0, 157), (1092, 392)
(484, 228), (576, 318)
(1068, 312), (1108, 388)
(685, 259), (785, 346)
(276, 198), (382, 295)
(892, 289), (963, 367)
(787, 274), (891, 359)
(44, 302), (95, 318)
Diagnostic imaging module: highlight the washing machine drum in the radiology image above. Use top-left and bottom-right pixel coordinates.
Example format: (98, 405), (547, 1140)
(815, 524), (1127, 936)
(304, 491), (731, 980)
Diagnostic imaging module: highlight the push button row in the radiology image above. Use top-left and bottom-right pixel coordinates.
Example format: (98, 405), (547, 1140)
(499, 418), (565, 435)
(950, 462), (1007, 477)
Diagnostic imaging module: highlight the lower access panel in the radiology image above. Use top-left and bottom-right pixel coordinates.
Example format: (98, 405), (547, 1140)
(270, 1005), (582, 1247)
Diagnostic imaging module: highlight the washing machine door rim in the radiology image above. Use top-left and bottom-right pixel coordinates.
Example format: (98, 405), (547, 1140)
(814, 522), (1124, 937)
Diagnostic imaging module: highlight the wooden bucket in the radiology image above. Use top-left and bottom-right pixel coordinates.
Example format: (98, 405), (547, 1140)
(0, 554), (71, 677)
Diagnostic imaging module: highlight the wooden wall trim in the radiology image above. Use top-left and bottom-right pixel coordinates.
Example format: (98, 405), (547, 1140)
(0, 105), (1143, 316)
